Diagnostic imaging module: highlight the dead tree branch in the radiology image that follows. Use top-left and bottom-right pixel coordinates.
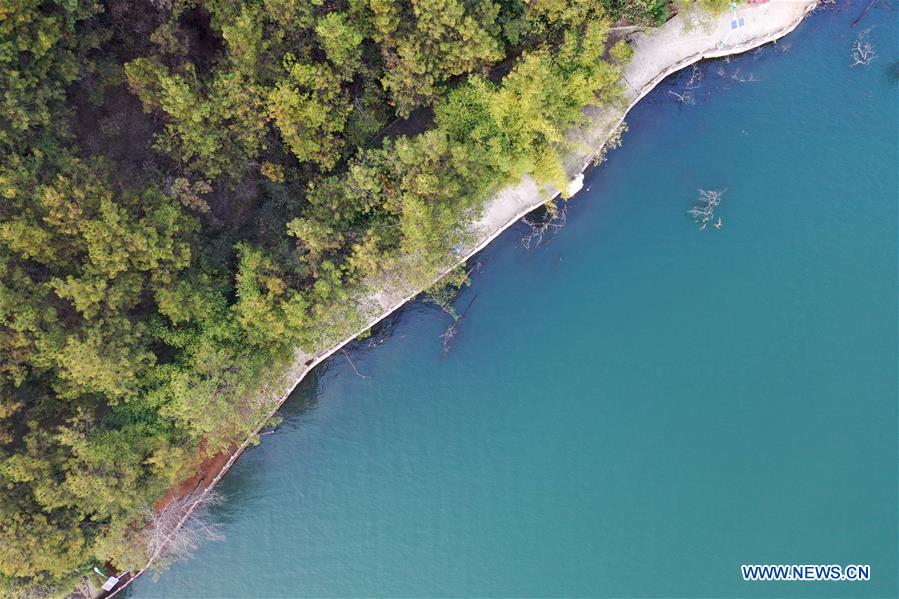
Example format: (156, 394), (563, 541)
(143, 489), (224, 566)
(521, 202), (567, 250)
(685, 64), (704, 89)
(667, 89), (695, 105)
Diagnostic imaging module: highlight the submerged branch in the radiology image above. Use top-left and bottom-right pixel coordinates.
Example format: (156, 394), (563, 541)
(521, 202), (568, 250)
(688, 188), (725, 231)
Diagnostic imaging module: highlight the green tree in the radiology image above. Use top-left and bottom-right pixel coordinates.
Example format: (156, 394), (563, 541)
(316, 11), (365, 77)
(268, 61), (351, 169)
(0, 0), (635, 593)
(376, 0), (505, 115)
(125, 59), (269, 179)
(0, 0), (102, 151)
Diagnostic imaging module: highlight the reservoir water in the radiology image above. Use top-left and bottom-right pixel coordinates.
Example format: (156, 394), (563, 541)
(131, 3), (898, 597)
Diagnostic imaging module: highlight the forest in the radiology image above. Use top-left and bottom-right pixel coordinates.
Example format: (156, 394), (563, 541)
(0, 0), (679, 595)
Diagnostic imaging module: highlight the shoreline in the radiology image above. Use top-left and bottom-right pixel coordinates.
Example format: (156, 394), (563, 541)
(105, 1), (818, 595)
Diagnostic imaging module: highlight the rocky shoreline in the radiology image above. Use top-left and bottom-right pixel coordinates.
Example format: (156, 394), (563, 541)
(105, 2), (818, 596)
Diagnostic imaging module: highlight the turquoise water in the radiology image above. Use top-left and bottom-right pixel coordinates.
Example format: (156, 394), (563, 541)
(132, 4), (897, 597)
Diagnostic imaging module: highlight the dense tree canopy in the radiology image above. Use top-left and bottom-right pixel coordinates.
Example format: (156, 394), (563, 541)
(0, 0), (666, 594)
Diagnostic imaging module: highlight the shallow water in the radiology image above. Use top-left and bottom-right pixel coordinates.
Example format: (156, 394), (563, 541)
(131, 4), (898, 597)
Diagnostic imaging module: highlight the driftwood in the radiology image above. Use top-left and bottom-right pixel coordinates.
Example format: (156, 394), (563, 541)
(341, 349), (369, 379)
(851, 0), (878, 27)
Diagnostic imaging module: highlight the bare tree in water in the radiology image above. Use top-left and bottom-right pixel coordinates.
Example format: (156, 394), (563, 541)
(667, 64), (704, 105)
(688, 189), (725, 231)
(851, 30), (876, 66)
(521, 201), (567, 250)
(730, 67), (759, 83)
